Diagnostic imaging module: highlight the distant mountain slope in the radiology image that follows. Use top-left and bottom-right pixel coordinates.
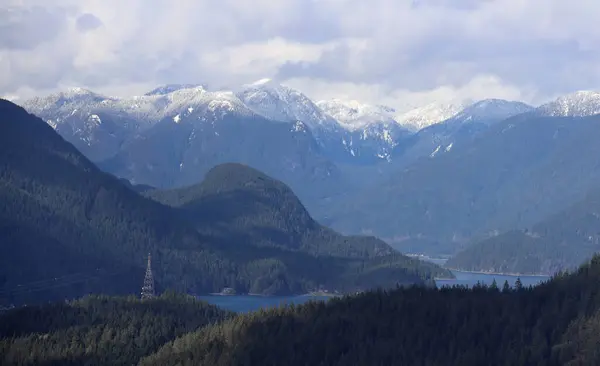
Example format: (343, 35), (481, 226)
(0, 100), (449, 304)
(393, 99), (534, 165)
(446, 188), (600, 275)
(324, 113), (600, 254)
(100, 110), (339, 201)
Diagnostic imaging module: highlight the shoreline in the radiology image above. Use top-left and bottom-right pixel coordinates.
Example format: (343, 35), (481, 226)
(202, 292), (342, 298)
(442, 268), (551, 278)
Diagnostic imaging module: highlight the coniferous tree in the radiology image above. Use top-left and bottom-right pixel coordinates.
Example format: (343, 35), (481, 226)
(490, 279), (499, 291)
(502, 280), (511, 293)
(515, 277), (523, 291)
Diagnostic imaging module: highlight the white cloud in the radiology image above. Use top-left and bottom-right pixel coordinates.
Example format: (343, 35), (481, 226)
(2, 0), (600, 107)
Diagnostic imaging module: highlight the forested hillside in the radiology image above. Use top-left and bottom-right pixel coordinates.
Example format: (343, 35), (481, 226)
(148, 163), (417, 259)
(447, 188), (600, 275)
(146, 163), (451, 292)
(0, 99), (448, 305)
(0, 293), (232, 365)
(140, 256), (600, 366)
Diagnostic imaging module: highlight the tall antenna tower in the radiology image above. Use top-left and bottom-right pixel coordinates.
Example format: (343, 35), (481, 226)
(141, 253), (155, 300)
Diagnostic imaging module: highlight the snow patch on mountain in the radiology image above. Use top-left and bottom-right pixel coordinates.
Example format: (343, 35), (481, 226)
(291, 121), (308, 133)
(89, 114), (102, 125)
(430, 145), (441, 157)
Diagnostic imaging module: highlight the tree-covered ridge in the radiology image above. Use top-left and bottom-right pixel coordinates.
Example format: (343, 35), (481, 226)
(147, 162), (452, 288)
(148, 163), (420, 258)
(141, 257), (600, 366)
(0, 99), (448, 304)
(0, 293), (233, 366)
(446, 188), (600, 275)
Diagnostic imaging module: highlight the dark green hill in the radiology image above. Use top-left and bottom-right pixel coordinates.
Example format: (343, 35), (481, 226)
(0, 100), (449, 304)
(146, 163), (452, 292)
(140, 257), (600, 366)
(446, 189), (600, 275)
(0, 293), (232, 366)
(147, 163), (396, 258)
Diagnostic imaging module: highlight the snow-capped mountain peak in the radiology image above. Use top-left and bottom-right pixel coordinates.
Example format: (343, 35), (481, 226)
(449, 99), (534, 125)
(22, 88), (113, 116)
(537, 91), (600, 117)
(395, 100), (473, 131)
(162, 88), (254, 119)
(236, 79), (337, 129)
(316, 99), (400, 131)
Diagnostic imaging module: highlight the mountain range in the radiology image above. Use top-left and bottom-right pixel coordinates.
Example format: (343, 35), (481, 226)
(20, 80), (537, 169)
(0, 99), (448, 305)
(17, 82), (600, 273)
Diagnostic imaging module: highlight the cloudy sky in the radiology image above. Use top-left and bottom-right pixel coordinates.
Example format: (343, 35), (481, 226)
(1, 0), (599, 111)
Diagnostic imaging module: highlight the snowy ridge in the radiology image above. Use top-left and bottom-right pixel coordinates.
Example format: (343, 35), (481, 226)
(396, 100), (473, 131)
(236, 78), (338, 130)
(316, 99), (398, 131)
(449, 99), (534, 125)
(316, 98), (412, 161)
(24, 87), (114, 116)
(145, 84), (207, 96)
(22, 81), (600, 167)
(22, 85), (254, 129)
(537, 91), (600, 117)
(161, 87), (254, 119)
